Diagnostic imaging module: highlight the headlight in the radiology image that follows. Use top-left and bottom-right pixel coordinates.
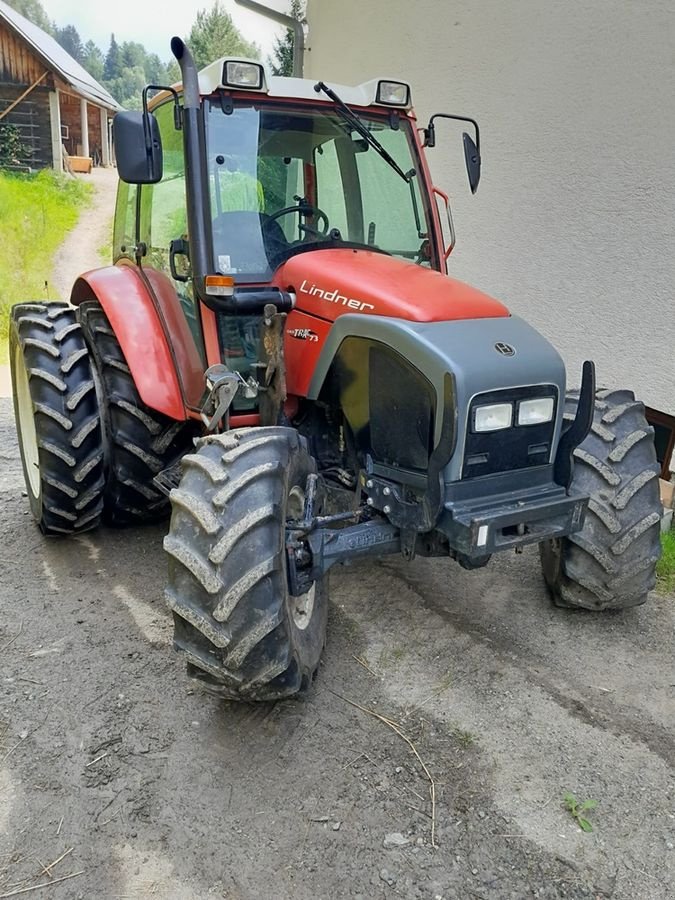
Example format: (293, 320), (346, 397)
(517, 397), (554, 426)
(223, 61), (264, 89)
(376, 80), (411, 106)
(473, 402), (513, 432)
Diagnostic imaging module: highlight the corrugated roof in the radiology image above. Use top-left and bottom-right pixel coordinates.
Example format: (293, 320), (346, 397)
(0, 0), (121, 111)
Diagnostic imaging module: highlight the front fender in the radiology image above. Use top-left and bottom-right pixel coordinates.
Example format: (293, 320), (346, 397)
(70, 265), (200, 420)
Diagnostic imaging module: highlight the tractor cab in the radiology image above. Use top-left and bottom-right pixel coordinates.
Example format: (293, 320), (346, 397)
(112, 43), (481, 420)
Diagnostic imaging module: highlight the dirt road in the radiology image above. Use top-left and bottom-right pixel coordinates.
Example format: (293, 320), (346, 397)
(49, 167), (118, 300)
(1, 392), (673, 898)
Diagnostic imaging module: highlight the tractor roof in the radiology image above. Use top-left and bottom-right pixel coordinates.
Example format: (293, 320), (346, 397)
(157, 56), (413, 112)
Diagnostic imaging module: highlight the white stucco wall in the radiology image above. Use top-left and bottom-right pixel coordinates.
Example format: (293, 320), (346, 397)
(305, 0), (674, 415)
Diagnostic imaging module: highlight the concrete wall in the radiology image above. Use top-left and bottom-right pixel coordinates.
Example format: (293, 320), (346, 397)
(305, 0), (674, 415)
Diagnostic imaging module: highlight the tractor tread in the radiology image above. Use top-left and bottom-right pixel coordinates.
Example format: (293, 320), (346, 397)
(164, 535), (222, 594)
(166, 428), (328, 701)
(213, 555), (277, 622)
(209, 504), (275, 564)
(24, 337), (59, 358)
(79, 301), (197, 526)
(180, 452), (230, 484)
(540, 390), (661, 610)
(61, 347), (88, 374)
(10, 303), (105, 535)
(66, 380), (95, 410)
(33, 402), (72, 431)
(28, 367), (66, 392)
(213, 461), (281, 507)
(54, 322), (81, 342)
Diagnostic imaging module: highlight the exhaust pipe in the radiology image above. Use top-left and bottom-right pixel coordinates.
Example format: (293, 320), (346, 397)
(170, 37), (200, 109)
(170, 37), (210, 290)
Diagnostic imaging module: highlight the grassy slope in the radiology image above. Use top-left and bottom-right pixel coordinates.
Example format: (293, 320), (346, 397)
(0, 170), (92, 356)
(657, 528), (675, 594)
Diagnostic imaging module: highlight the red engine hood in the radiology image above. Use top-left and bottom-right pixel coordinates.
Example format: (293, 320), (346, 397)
(273, 249), (509, 322)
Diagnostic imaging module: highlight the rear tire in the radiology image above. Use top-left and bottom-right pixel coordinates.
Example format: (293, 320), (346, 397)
(165, 427), (328, 701)
(9, 302), (104, 535)
(540, 389), (661, 610)
(79, 300), (198, 526)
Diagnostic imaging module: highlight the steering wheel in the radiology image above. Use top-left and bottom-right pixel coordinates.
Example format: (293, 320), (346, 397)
(266, 202), (330, 239)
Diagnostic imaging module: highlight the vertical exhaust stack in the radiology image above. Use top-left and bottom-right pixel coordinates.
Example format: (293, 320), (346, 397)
(170, 37), (210, 288)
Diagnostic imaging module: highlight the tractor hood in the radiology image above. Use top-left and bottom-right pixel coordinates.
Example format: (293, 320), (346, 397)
(274, 249), (509, 323)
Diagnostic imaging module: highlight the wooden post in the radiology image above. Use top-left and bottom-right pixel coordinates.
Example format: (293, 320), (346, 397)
(80, 97), (89, 158)
(48, 89), (62, 172)
(100, 107), (110, 166)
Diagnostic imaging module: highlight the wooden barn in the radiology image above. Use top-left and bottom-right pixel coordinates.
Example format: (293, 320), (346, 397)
(0, 0), (120, 171)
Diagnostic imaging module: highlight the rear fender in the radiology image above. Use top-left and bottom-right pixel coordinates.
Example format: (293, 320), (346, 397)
(70, 265), (203, 420)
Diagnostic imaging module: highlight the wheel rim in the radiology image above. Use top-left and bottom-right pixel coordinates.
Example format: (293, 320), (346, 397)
(14, 342), (40, 498)
(287, 484), (316, 631)
(291, 584), (316, 631)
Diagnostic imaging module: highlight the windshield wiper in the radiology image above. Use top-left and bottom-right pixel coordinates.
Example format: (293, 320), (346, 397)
(314, 81), (412, 184)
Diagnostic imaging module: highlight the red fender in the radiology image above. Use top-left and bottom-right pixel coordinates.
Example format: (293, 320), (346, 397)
(70, 264), (204, 420)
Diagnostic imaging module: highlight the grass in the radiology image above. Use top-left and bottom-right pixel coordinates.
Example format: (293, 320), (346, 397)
(0, 169), (92, 355)
(656, 528), (675, 594)
(563, 792), (597, 832)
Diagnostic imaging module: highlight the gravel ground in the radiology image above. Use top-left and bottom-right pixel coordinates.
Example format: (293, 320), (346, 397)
(1, 393), (673, 899)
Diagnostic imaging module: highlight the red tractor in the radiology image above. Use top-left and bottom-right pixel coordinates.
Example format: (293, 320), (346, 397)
(10, 40), (662, 701)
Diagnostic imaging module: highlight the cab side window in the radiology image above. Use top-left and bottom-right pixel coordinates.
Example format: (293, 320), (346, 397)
(138, 100), (187, 276)
(138, 101), (203, 354)
(112, 180), (137, 262)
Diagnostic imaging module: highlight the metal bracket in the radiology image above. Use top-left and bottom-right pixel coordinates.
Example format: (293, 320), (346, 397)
(258, 303), (288, 426)
(200, 364), (258, 432)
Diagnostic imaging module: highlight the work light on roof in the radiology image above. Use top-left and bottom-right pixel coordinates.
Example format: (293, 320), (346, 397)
(223, 61), (263, 89)
(376, 80), (410, 106)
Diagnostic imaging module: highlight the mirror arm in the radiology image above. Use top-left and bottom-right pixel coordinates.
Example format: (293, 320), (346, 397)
(426, 113), (480, 156)
(142, 85), (182, 130)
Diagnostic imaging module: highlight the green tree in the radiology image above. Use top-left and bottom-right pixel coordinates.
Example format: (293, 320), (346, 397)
(144, 53), (171, 85)
(55, 24), (83, 62)
(4, 0), (54, 35)
(269, 0), (304, 76)
(104, 33), (122, 81)
(187, 1), (259, 70)
(121, 41), (146, 71)
(81, 40), (104, 82)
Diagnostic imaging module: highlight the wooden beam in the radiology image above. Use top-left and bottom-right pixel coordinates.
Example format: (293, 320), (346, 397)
(0, 70), (48, 122)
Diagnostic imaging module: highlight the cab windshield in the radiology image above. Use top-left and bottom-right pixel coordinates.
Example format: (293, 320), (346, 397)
(205, 100), (433, 282)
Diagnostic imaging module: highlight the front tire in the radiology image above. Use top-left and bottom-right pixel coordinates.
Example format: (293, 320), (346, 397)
(540, 389), (661, 610)
(9, 302), (104, 534)
(164, 427), (328, 701)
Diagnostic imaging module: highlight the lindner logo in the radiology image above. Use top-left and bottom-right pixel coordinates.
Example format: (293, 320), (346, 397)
(494, 342), (516, 356)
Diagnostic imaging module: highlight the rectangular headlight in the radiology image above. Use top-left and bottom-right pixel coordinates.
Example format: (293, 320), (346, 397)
(223, 61), (263, 89)
(517, 397), (555, 426)
(376, 80), (410, 106)
(473, 402), (513, 432)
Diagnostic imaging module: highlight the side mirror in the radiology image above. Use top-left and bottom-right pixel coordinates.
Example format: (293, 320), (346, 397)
(113, 110), (163, 184)
(424, 113), (481, 194)
(463, 132), (481, 194)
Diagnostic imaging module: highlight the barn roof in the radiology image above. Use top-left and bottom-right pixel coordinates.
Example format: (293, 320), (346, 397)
(0, 0), (121, 111)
